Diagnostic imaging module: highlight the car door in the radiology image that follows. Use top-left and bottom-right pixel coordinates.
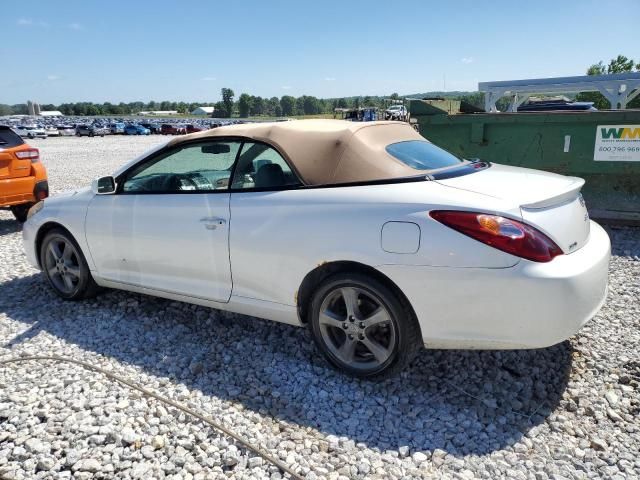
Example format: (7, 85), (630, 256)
(85, 140), (241, 303)
(227, 141), (305, 303)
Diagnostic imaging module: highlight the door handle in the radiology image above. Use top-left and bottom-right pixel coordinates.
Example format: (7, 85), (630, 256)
(200, 217), (226, 230)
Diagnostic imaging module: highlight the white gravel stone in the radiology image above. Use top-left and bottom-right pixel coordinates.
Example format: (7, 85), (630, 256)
(72, 458), (101, 473)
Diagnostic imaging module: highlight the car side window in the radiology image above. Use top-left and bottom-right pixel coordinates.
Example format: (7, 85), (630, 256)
(231, 142), (301, 189)
(122, 141), (240, 193)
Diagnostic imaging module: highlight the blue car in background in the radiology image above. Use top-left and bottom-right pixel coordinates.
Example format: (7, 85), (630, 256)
(124, 124), (151, 135)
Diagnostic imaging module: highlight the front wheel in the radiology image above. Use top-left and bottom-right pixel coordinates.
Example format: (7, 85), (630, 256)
(40, 229), (100, 300)
(309, 273), (421, 379)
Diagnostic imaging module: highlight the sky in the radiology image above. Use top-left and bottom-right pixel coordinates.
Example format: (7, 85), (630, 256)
(1, 0), (638, 105)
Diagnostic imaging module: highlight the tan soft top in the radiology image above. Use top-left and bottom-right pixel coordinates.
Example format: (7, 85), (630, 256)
(168, 119), (427, 185)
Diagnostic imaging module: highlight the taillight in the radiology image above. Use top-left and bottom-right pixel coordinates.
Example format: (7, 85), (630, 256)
(430, 210), (563, 262)
(15, 148), (40, 163)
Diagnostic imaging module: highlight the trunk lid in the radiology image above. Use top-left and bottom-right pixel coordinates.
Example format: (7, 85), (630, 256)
(436, 163), (591, 254)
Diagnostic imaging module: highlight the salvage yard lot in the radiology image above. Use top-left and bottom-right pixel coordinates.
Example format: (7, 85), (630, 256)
(1, 136), (639, 479)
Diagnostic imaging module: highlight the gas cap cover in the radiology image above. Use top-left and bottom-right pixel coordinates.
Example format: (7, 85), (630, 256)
(381, 221), (421, 254)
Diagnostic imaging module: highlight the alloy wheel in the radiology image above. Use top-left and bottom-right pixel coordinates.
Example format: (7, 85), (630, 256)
(318, 286), (396, 371)
(44, 237), (81, 294)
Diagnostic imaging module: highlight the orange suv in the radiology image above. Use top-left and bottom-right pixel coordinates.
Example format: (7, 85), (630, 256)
(0, 125), (49, 222)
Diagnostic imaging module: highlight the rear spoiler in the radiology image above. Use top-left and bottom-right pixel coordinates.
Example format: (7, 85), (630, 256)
(520, 177), (585, 209)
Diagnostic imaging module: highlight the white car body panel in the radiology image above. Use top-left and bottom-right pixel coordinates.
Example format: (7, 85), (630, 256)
(379, 221), (609, 349)
(22, 143), (611, 350)
(85, 193), (232, 303)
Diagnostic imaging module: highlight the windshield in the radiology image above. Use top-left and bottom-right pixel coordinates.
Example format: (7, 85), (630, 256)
(386, 140), (463, 171)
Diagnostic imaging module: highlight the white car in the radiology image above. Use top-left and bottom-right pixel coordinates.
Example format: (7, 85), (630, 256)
(13, 125), (47, 139)
(385, 105), (407, 120)
(57, 126), (76, 136)
(45, 127), (60, 137)
(22, 120), (610, 378)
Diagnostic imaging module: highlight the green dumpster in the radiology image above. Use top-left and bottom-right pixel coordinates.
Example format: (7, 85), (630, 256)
(410, 99), (640, 223)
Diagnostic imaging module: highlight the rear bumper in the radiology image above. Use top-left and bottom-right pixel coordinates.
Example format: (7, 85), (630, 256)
(378, 220), (611, 349)
(0, 177), (35, 206)
(0, 179), (48, 207)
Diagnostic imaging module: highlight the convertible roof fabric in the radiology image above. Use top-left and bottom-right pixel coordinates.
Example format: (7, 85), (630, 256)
(168, 120), (427, 185)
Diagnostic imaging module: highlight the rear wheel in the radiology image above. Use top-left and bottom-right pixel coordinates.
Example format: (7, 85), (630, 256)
(10, 204), (32, 222)
(40, 229), (100, 300)
(309, 273), (421, 379)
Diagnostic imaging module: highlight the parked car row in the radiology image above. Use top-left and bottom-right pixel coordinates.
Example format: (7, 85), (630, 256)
(6, 121), (237, 139)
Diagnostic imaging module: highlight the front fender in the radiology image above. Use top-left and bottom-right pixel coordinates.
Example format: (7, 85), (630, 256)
(22, 188), (95, 270)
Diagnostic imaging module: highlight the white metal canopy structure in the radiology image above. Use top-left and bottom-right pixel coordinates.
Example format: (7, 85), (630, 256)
(479, 72), (640, 112)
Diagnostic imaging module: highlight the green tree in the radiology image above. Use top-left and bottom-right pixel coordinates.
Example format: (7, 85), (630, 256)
(265, 97), (280, 116)
(238, 93), (251, 118)
(221, 88), (234, 118)
(337, 98), (348, 108)
(607, 55), (634, 74)
(11, 104), (28, 115)
(250, 96), (265, 116)
(176, 102), (188, 114)
(280, 95), (296, 116)
(86, 104), (100, 116)
(0, 104), (12, 116)
(577, 55), (637, 109)
(390, 92), (399, 100)
(587, 61), (606, 76)
(303, 96), (320, 115)
(213, 101), (225, 118)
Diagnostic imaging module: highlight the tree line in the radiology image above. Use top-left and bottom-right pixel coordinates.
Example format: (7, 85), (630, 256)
(1, 55), (637, 117)
(0, 92), (403, 118)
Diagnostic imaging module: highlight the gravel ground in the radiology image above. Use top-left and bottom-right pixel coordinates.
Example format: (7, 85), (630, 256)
(1, 136), (639, 479)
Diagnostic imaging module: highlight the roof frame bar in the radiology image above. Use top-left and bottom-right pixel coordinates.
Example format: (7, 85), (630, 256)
(479, 72), (640, 112)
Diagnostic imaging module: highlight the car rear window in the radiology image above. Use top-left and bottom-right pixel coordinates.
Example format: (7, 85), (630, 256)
(386, 140), (463, 171)
(0, 127), (25, 148)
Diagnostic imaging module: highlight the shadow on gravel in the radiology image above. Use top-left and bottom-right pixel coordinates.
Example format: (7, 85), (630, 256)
(0, 273), (572, 457)
(0, 217), (21, 236)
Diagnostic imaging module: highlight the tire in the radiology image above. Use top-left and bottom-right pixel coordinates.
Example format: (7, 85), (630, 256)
(39, 228), (100, 300)
(10, 204), (32, 222)
(308, 273), (421, 380)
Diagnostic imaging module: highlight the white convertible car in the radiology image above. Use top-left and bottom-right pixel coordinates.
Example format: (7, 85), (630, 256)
(22, 120), (610, 378)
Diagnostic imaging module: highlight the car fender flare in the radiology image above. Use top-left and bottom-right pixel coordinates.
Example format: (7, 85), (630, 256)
(296, 260), (419, 334)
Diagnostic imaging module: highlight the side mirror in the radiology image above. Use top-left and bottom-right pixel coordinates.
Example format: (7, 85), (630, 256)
(92, 176), (116, 195)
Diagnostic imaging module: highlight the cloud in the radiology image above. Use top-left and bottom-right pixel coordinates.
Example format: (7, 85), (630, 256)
(201, 76), (216, 81)
(461, 57), (474, 64)
(281, 85), (292, 90)
(324, 77), (336, 81)
(68, 23), (83, 30)
(17, 18), (49, 27)
(47, 75), (60, 81)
